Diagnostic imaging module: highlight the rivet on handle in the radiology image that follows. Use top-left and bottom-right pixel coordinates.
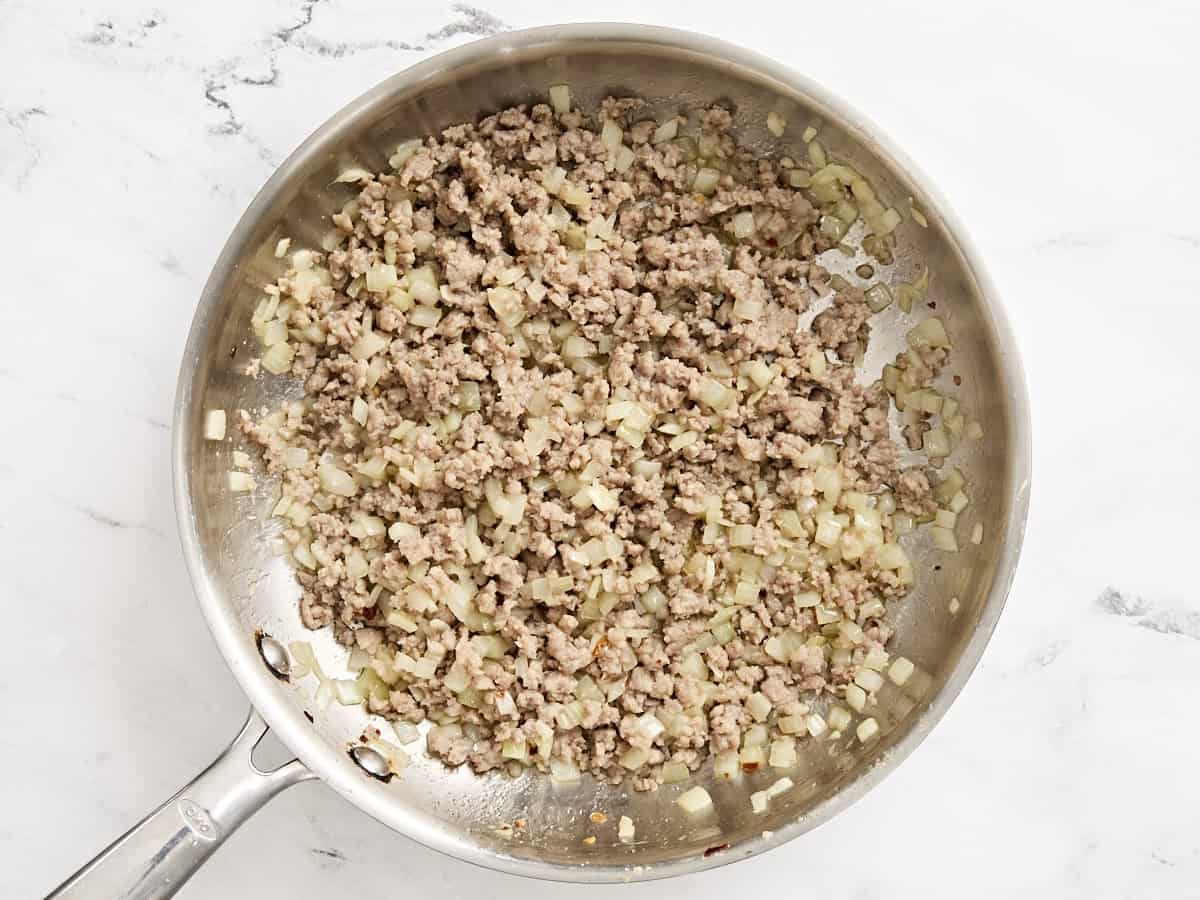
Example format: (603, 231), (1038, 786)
(255, 632), (290, 680)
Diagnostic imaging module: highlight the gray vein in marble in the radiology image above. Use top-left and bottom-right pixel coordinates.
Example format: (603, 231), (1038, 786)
(62, 500), (167, 540)
(80, 12), (165, 48)
(1168, 233), (1200, 248)
(1029, 639), (1069, 667)
(159, 252), (186, 277)
(3, 106), (48, 187)
(425, 4), (508, 41)
(200, 70), (279, 166)
(277, 0), (506, 58)
(195, 1), (509, 167)
(1030, 232), (1109, 252)
(1096, 587), (1200, 641)
(311, 847), (347, 862)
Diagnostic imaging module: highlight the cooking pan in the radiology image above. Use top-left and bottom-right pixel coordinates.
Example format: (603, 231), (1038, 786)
(49, 23), (1031, 897)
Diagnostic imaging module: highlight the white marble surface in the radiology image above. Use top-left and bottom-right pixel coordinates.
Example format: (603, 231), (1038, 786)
(2, 0), (1198, 896)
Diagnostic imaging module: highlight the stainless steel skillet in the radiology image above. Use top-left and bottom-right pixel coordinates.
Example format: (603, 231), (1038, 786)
(49, 23), (1031, 898)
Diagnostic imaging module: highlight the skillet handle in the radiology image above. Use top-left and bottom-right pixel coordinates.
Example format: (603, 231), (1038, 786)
(47, 709), (314, 900)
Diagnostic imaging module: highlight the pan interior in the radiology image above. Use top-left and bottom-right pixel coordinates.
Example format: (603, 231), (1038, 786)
(176, 26), (1026, 882)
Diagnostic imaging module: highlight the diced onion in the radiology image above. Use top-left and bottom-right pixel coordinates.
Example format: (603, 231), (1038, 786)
(389, 139), (421, 169)
(971, 522), (984, 545)
(262, 341), (295, 375)
(601, 119), (623, 153)
(750, 791), (769, 814)
(693, 167), (720, 195)
(661, 760), (689, 783)
(807, 713), (827, 737)
(410, 306), (442, 328)
(923, 426), (950, 458)
(766, 776), (794, 798)
(888, 656), (915, 686)
(274, 237), (291, 258)
(747, 692), (772, 722)
(808, 140), (827, 169)
(802, 125), (818, 142)
(875, 208), (902, 236)
(350, 330), (389, 361)
(228, 471), (256, 492)
(697, 378), (734, 411)
(854, 669), (884, 693)
(365, 263), (398, 293)
(204, 409), (226, 441)
(318, 463), (357, 498)
(907, 317), (951, 351)
(614, 145), (636, 173)
(550, 758), (580, 783)
(827, 706), (852, 732)
(865, 284), (893, 313)
(768, 737), (797, 769)
(766, 111), (786, 137)
(856, 717), (880, 743)
(732, 210), (756, 239)
(334, 167), (372, 184)
(676, 786), (712, 814)
(549, 84), (571, 115)
(930, 526), (958, 552)
(652, 119), (679, 145)
(788, 169), (811, 188)
(845, 683), (867, 712)
(618, 815), (635, 842)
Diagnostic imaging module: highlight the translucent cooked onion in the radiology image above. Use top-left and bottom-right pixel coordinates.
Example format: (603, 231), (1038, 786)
(601, 119), (623, 153)
(766, 111), (786, 137)
(768, 737), (797, 769)
(661, 760), (689, 783)
(732, 210), (756, 239)
(652, 118), (678, 145)
(262, 341), (295, 375)
(931, 526), (958, 552)
(550, 758), (580, 783)
(888, 656), (915, 686)
(203, 409), (226, 441)
(865, 284), (893, 313)
(693, 167), (720, 195)
(318, 463), (357, 498)
(808, 140), (827, 169)
(856, 717), (879, 743)
(676, 786), (712, 814)
(549, 84), (571, 115)
(227, 471), (256, 492)
(618, 815), (635, 842)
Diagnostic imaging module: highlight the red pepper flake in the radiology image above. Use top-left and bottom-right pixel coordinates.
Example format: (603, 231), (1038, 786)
(704, 843), (731, 857)
(741, 762), (760, 772)
(590, 811), (607, 824)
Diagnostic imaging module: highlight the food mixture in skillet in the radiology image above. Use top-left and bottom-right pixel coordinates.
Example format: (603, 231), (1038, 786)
(235, 88), (977, 790)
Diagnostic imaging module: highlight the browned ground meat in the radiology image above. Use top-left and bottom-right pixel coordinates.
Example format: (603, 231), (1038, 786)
(240, 94), (961, 788)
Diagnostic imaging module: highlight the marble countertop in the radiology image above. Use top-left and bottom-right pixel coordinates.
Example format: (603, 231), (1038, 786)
(3, 1), (1198, 896)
